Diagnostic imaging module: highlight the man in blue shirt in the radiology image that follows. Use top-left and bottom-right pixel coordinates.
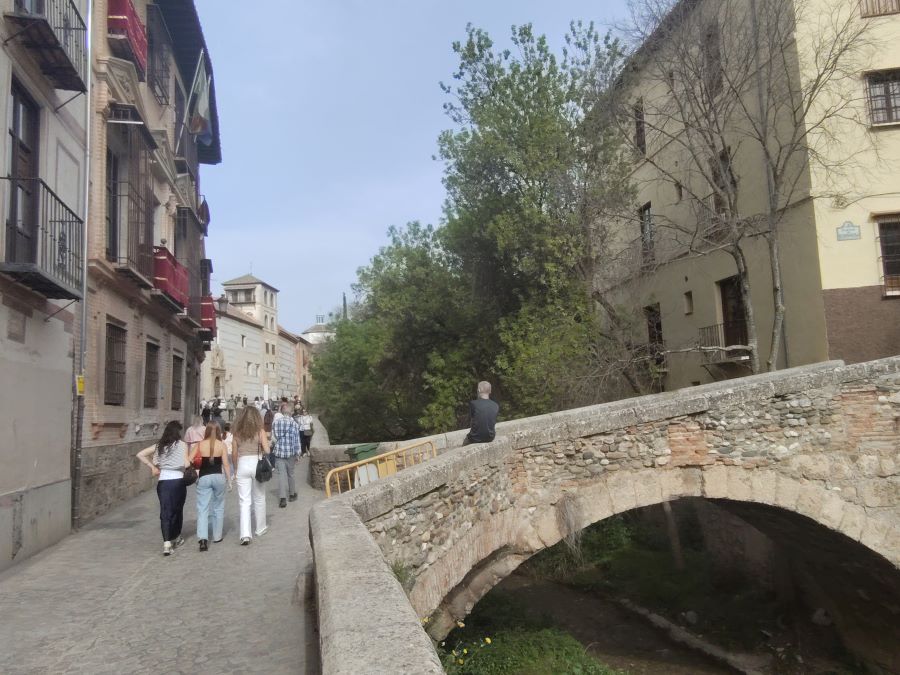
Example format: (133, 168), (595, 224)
(271, 403), (301, 507)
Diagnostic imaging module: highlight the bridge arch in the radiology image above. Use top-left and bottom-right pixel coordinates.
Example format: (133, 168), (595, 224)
(417, 465), (898, 642)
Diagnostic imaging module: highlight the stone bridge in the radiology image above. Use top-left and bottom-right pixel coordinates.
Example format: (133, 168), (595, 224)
(309, 358), (900, 674)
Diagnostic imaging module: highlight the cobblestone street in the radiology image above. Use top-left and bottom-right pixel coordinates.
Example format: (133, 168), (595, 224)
(0, 455), (322, 674)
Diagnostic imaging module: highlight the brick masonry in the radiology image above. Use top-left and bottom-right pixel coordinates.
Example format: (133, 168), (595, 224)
(310, 357), (900, 674)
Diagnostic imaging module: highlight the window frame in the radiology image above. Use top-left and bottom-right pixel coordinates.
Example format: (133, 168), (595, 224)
(143, 341), (160, 408)
(633, 98), (647, 155)
(104, 322), (127, 406)
(878, 218), (900, 296)
(639, 202), (654, 266)
(867, 70), (900, 126)
(171, 354), (183, 411)
(860, 0), (900, 17)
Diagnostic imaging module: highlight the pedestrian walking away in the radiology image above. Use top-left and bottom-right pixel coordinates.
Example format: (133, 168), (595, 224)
(135, 421), (191, 556)
(184, 415), (206, 469)
(231, 405), (271, 545)
(298, 408), (314, 456)
(271, 403), (301, 507)
(226, 395), (236, 422)
(189, 422), (232, 551)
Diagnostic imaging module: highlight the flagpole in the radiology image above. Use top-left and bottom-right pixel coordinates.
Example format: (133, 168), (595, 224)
(175, 48), (205, 156)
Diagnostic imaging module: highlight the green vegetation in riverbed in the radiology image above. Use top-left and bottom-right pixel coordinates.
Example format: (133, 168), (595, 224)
(522, 512), (778, 651)
(439, 593), (624, 675)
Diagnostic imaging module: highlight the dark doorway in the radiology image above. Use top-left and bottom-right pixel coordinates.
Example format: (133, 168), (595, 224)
(717, 275), (748, 349)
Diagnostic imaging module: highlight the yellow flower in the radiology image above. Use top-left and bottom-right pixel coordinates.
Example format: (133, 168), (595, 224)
(421, 617), (430, 623)
(463, 648), (468, 655)
(458, 659), (464, 665)
(456, 620), (465, 628)
(484, 637), (492, 644)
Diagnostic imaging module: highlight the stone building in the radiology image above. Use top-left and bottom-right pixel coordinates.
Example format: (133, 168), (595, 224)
(74, 0), (221, 524)
(0, 0), (89, 570)
(201, 274), (311, 402)
(605, 0), (900, 391)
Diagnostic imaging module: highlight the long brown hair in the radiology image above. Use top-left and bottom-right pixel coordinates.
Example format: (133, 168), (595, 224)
(232, 405), (262, 442)
(203, 422), (222, 441)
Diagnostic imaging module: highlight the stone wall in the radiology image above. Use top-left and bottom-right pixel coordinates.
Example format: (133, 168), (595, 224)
(310, 357), (900, 674)
(76, 440), (156, 524)
(308, 446), (354, 490)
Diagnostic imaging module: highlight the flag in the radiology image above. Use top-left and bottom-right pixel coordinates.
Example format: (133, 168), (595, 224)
(188, 51), (213, 147)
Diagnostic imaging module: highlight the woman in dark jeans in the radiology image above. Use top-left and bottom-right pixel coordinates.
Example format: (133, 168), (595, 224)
(136, 421), (191, 556)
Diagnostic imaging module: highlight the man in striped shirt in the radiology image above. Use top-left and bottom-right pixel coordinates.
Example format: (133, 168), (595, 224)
(271, 403), (301, 508)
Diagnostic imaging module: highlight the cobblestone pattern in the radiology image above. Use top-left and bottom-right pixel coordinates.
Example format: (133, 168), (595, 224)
(0, 459), (322, 675)
(365, 372), (900, 598)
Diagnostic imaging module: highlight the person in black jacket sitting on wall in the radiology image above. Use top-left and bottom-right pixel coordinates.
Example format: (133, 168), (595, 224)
(464, 381), (499, 445)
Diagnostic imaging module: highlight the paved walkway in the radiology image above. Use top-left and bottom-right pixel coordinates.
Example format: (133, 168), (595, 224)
(0, 440), (326, 674)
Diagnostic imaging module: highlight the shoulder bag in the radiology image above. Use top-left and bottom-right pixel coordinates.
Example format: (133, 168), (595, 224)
(255, 443), (273, 483)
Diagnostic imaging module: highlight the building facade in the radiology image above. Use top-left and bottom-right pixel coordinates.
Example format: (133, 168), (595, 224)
(75, 0), (221, 524)
(0, 0), (90, 570)
(201, 274), (311, 402)
(606, 0), (900, 391)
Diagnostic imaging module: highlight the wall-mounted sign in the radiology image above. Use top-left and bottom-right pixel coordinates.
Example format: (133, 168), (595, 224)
(836, 221), (861, 241)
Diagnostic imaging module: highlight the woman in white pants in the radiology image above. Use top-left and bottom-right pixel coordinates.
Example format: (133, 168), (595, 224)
(230, 406), (271, 545)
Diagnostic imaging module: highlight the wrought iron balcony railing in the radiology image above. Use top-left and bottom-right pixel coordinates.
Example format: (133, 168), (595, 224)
(861, 0), (900, 17)
(699, 320), (750, 365)
(882, 255), (900, 296)
(107, 0), (147, 78)
(109, 181), (153, 287)
(0, 176), (83, 299)
(152, 245), (189, 309)
(5, 0), (87, 91)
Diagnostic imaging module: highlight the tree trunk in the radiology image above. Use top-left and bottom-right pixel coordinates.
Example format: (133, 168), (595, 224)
(767, 231), (786, 372)
(731, 244), (761, 374)
(662, 501), (685, 571)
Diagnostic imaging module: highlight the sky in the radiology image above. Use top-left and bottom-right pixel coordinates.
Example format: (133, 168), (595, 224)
(195, 0), (630, 333)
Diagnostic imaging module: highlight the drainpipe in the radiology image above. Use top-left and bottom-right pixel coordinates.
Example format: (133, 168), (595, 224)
(72, 0), (93, 531)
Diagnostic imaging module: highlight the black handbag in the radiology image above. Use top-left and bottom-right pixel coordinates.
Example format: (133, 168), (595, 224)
(255, 450), (273, 483)
(183, 463), (198, 487)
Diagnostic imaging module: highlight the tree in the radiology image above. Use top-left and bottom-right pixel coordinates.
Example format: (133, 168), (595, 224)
(612, 0), (874, 373)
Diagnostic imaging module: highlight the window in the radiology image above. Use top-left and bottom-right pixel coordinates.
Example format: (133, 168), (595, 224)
(639, 202), (654, 265)
(104, 323), (127, 406)
(147, 6), (171, 105)
(683, 291), (694, 315)
(144, 343), (160, 408)
(644, 303), (666, 371)
(6, 82), (39, 266)
(241, 334), (247, 347)
(171, 355), (183, 410)
(702, 22), (723, 96)
(861, 0), (899, 17)
(246, 361), (253, 375)
(879, 219), (900, 295)
(675, 181), (683, 203)
(634, 99), (646, 155)
(105, 150), (120, 262)
(868, 70), (900, 125)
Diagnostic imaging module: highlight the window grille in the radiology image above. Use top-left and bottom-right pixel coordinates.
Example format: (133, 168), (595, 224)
(868, 71), (900, 125)
(860, 0), (900, 17)
(144, 342), (159, 408)
(171, 354), (183, 410)
(104, 323), (127, 405)
(147, 6), (171, 105)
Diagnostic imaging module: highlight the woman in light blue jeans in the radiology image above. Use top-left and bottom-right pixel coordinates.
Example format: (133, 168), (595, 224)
(189, 422), (231, 551)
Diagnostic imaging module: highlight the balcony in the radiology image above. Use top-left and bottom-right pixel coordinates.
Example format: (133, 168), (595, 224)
(699, 321), (750, 365)
(4, 0), (87, 92)
(107, 0), (147, 78)
(861, 0), (899, 17)
(0, 177), (83, 299)
(200, 295), (216, 338)
(152, 246), (188, 310)
(109, 181), (153, 288)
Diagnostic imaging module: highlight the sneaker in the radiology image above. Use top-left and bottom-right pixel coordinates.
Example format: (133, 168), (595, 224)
(172, 536), (185, 549)
(163, 541), (173, 556)
(240, 537), (251, 546)
(213, 538), (223, 544)
(199, 539), (209, 552)
(288, 493), (298, 502)
(279, 498), (287, 508)
(255, 527), (268, 537)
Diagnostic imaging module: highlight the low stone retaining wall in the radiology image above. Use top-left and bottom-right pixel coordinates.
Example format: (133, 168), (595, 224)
(309, 357), (900, 674)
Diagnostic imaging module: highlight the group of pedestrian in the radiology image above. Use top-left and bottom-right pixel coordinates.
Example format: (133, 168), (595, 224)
(137, 396), (314, 556)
